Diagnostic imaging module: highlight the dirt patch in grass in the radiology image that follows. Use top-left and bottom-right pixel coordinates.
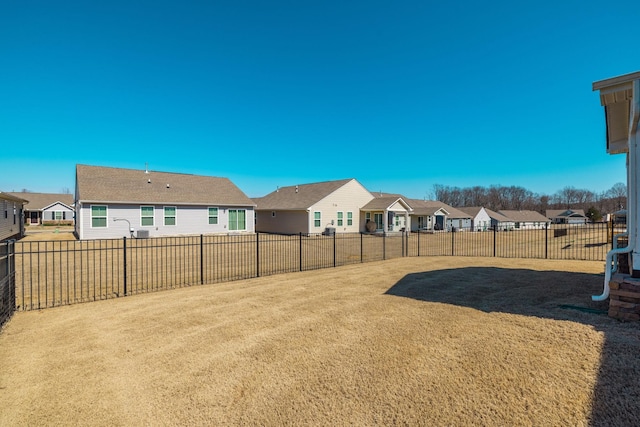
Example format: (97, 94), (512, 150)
(1, 256), (638, 426)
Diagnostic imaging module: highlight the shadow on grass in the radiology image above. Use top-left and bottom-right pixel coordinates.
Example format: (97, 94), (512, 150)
(385, 267), (640, 426)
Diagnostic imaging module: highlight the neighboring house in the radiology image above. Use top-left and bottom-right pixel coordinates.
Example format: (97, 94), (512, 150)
(444, 206), (473, 231)
(458, 207), (492, 231)
(485, 208), (515, 231)
(0, 192), (27, 241)
(498, 210), (550, 230)
(75, 164), (256, 240)
(362, 193), (413, 233)
(405, 200), (471, 231)
(546, 209), (588, 225)
(407, 199), (451, 231)
(7, 192), (74, 226)
(254, 179), (374, 235)
(406, 200), (450, 232)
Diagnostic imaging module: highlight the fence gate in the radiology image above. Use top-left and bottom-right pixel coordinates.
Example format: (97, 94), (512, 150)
(0, 240), (16, 327)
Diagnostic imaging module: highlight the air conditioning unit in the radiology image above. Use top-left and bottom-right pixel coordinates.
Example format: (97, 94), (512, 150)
(136, 230), (149, 238)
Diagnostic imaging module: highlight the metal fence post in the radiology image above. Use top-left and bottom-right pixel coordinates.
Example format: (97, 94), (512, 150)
(417, 229), (420, 257)
(256, 232), (260, 278)
(360, 232), (363, 263)
(493, 225), (497, 257)
(333, 231), (336, 268)
(123, 236), (127, 296)
(451, 229), (455, 256)
(406, 230), (409, 257)
(545, 223), (549, 259)
(383, 232), (386, 260)
(611, 219), (615, 250)
(200, 234), (204, 284)
(299, 232), (303, 272)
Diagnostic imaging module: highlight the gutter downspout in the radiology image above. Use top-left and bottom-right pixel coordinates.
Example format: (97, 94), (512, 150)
(594, 80), (640, 301)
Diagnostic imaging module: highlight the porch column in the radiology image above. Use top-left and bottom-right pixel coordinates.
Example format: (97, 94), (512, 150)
(632, 80), (640, 275)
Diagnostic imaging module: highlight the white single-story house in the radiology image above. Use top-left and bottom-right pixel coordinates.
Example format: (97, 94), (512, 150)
(546, 209), (588, 225)
(8, 192), (74, 226)
(254, 179), (374, 235)
(485, 208), (515, 231)
(458, 207), (492, 231)
(0, 192), (27, 241)
(75, 164), (256, 240)
(498, 210), (550, 230)
(362, 193), (413, 233)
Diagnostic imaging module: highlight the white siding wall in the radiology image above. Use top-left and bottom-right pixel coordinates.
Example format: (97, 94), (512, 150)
(472, 209), (492, 231)
(308, 180), (374, 233)
(0, 199), (22, 241)
(255, 210), (309, 234)
(78, 203), (255, 240)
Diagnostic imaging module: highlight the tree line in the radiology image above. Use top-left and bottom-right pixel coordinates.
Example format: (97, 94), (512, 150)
(432, 183), (627, 221)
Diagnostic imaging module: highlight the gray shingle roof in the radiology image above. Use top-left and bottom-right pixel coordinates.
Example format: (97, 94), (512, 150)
(407, 200), (471, 219)
(485, 208), (513, 222)
(7, 192), (73, 210)
(546, 209), (587, 219)
(499, 210), (549, 222)
(0, 192), (28, 204)
(76, 164), (255, 206)
(457, 206), (483, 217)
(253, 179), (356, 210)
(362, 196), (411, 211)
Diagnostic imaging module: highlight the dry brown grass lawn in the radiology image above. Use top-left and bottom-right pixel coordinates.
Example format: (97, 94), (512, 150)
(1, 256), (639, 426)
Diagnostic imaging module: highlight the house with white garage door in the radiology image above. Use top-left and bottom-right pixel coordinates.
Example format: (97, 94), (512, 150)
(75, 164), (256, 240)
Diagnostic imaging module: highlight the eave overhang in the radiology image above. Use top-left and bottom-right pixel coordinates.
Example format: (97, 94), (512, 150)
(593, 71), (640, 155)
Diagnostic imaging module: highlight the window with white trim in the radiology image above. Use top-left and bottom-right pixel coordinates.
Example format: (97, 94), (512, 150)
(91, 205), (107, 228)
(141, 206), (154, 226)
(314, 211), (321, 227)
(208, 207), (218, 224)
(164, 206), (176, 226)
(337, 211), (343, 226)
(228, 209), (246, 231)
(347, 212), (353, 226)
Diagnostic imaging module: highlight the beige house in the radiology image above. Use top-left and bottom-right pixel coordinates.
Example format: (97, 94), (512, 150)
(75, 164), (256, 240)
(254, 179), (374, 235)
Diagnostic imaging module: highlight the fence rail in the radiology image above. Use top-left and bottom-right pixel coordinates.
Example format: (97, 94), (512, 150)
(13, 222), (616, 312)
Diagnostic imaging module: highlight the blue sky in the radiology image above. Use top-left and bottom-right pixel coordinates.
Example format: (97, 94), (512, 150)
(1, 1), (637, 199)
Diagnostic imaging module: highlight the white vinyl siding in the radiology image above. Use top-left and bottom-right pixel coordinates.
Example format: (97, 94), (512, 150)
(141, 206), (154, 227)
(164, 206), (176, 226)
(208, 207), (218, 224)
(91, 205), (107, 228)
(228, 209), (246, 231)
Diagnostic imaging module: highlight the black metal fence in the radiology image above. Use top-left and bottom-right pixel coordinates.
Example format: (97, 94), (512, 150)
(1, 240), (16, 327)
(13, 222), (615, 311)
